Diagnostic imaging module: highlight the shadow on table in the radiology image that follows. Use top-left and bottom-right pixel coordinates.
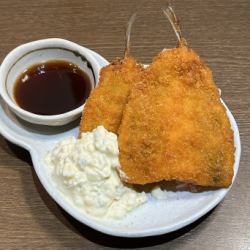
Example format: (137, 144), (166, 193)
(31, 165), (215, 249)
(6, 141), (215, 249)
(59, 209), (214, 249)
(4, 139), (32, 166)
(35, 171), (215, 249)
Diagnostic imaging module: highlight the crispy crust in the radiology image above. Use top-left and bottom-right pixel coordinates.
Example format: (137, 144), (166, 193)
(118, 47), (235, 187)
(79, 57), (144, 135)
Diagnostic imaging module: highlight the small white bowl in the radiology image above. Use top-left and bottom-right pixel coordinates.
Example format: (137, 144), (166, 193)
(0, 38), (102, 126)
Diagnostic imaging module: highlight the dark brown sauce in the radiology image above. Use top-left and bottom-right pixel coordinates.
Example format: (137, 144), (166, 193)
(14, 60), (92, 115)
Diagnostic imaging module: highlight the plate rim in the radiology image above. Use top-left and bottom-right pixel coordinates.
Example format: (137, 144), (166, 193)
(0, 47), (241, 238)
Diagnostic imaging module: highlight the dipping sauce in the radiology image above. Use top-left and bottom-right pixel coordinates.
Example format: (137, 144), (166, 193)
(14, 60), (92, 115)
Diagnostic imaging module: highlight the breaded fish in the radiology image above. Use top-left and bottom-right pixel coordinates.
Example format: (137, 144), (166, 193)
(80, 57), (144, 134)
(79, 13), (144, 134)
(118, 7), (235, 187)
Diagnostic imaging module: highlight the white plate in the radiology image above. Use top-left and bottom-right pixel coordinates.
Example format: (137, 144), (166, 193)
(0, 48), (241, 238)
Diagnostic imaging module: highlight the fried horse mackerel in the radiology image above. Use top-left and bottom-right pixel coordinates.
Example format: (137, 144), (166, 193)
(118, 6), (235, 188)
(80, 14), (144, 134)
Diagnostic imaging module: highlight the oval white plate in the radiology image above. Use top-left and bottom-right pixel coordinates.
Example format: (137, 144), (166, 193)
(0, 48), (241, 238)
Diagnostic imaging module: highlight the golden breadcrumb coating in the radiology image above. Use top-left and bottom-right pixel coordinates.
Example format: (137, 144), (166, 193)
(118, 46), (235, 187)
(80, 57), (144, 134)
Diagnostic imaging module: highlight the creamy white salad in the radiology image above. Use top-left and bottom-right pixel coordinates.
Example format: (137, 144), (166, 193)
(45, 126), (148, 219)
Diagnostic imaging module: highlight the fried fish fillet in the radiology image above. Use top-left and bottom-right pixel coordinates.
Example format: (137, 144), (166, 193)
(80, 57), (144, 134)
(118, 46), (235, 187)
